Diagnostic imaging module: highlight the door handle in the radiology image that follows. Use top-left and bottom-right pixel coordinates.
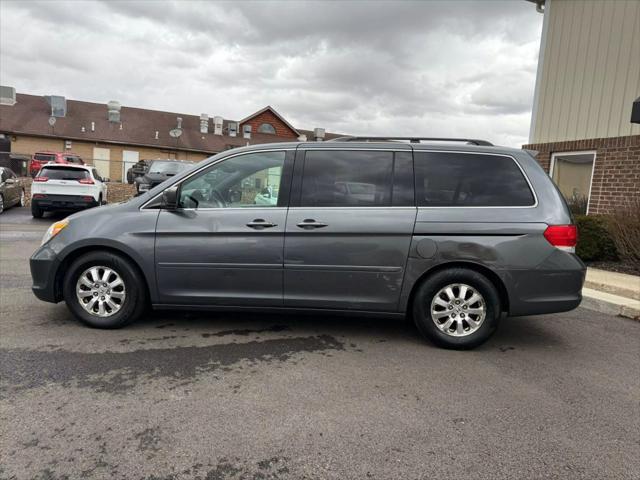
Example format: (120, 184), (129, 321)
(296, 219), (328, 229)
(246, 219), (277, 229)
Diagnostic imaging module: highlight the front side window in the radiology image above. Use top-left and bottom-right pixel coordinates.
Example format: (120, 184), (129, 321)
(179, 151), (286, 209)
(415, 152), (535, 207)
(300, 151), (394, 207)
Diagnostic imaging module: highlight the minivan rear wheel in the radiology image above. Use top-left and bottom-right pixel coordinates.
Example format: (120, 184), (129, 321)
(63, 251), (147, 328)
(412, 268), (500, 349)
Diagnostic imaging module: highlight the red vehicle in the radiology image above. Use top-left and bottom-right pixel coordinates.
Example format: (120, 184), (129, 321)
(29, 152), (84, 177)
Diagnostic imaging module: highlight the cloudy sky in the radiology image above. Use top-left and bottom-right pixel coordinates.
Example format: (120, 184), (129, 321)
(0, 0), (542, 146)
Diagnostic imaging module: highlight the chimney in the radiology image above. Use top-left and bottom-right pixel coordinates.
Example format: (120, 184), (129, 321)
(213, 116), (223, 135)
(313, 128), (325, 141)
(200, 114), (209, 134)
(243, 124), (252, 139)
(107, 100), (121, 123)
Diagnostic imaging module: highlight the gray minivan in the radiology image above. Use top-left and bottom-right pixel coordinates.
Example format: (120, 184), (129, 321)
(30, 138), (585, 349)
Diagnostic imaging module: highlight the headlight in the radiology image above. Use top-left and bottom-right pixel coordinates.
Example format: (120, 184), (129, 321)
(42, 219), (69, 245)
(138, 183), (151, 191)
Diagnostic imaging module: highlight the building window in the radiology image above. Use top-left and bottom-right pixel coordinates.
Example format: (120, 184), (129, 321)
(550, 151), (596, 215)
(258, 123), (276, 134)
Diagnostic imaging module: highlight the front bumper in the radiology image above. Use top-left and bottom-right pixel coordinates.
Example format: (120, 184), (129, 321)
(30, 245), (61, 303)
(32, 194), (98, 211)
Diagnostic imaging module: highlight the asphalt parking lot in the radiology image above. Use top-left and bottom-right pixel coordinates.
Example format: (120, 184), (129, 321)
(1, 206), (639, 480)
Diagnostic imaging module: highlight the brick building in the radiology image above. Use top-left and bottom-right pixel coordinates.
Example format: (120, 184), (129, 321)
(523, 0), (639, 215)
(0, 88), (339, 182)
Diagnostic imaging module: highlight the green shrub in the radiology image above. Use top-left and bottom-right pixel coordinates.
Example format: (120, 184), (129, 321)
(575, 215), (618, 262)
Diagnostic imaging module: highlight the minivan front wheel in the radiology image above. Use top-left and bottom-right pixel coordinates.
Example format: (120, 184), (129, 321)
(63, 251), (146, 328)
(413, 268), (500, 349)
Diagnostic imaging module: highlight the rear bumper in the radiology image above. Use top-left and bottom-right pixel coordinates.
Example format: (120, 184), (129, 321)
(30, 245), (61, 303)
(32, 194), (98, 211)
(504, 251), (586, 316)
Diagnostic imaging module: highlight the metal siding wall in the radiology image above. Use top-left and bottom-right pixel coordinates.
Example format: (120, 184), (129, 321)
(532, 0), (640, 143)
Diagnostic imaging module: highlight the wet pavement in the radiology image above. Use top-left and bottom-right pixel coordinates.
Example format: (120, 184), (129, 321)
(1, 206), (639, 479)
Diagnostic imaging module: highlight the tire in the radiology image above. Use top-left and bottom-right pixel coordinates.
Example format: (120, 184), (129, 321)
(63, 251), (147, 329)
(412, 268), (501, 350)
(31, 203), (43, 218)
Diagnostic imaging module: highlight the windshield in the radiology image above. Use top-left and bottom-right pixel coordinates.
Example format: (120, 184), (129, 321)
(39, 167), (89, 180)
(34, 154), (56, 162)
(148, 161), (193, 175)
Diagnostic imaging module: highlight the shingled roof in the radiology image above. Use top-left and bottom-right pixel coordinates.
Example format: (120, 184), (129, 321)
(0, 93), (342, 153)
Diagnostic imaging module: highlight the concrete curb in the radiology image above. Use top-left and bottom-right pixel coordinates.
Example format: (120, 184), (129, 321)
(581, 287), (640, 321)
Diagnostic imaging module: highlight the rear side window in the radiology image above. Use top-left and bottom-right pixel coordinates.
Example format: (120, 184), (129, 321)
(39, 167), (89, 180)
(34, 153), (56, 162)
(300, 151), (396, 207)
(415, 152), (535, 207)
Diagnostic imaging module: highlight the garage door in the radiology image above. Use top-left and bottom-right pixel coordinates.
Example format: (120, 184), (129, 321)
(92, 147), (111, 180)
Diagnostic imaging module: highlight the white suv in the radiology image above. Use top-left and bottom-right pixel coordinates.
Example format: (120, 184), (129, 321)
(31, 164), (108, 218)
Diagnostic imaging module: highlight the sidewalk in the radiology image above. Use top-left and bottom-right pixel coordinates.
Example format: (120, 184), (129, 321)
(582, 268), (640, 320)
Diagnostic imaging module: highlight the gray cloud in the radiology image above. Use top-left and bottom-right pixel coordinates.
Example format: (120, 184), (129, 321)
(0, 0), (542, 146)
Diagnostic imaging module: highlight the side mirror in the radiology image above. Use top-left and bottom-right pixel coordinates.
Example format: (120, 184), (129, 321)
(162, 185), (179, 210)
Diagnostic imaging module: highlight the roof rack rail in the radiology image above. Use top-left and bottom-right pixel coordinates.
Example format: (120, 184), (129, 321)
(327, 136), (493, 146)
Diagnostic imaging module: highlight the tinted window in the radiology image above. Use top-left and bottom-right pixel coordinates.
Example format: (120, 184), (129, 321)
(300, 151), (394, 207)
(415, 152), (535, 207)
(179, 151), (286, 209)
(39, 167), (89, 180)
(392, 151), (414, 206)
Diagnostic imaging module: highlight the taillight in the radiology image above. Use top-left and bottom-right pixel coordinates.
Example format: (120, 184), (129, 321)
(32, 194), (46, 199)
(33, 177), (49, 182)
(543, 225), (578, 252)
(78, 178), (95, 184)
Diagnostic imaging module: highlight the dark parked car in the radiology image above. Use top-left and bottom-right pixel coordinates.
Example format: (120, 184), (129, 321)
(126, 159), (150, 184)
(30, 138), (585, 349)
(0, 167), (26, 213)
(133, 159), (195, 194)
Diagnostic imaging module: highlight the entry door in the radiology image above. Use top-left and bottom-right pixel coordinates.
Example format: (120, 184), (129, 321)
(122, 150), (139, 183)
(154, 150), (293, 306)
(284, 149), (416, 312)
(92, 147), (111, 179)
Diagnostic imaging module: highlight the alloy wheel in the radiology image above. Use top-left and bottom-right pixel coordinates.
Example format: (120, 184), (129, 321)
(76, 266), (126, 317)
(430, 283), (486, 337)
